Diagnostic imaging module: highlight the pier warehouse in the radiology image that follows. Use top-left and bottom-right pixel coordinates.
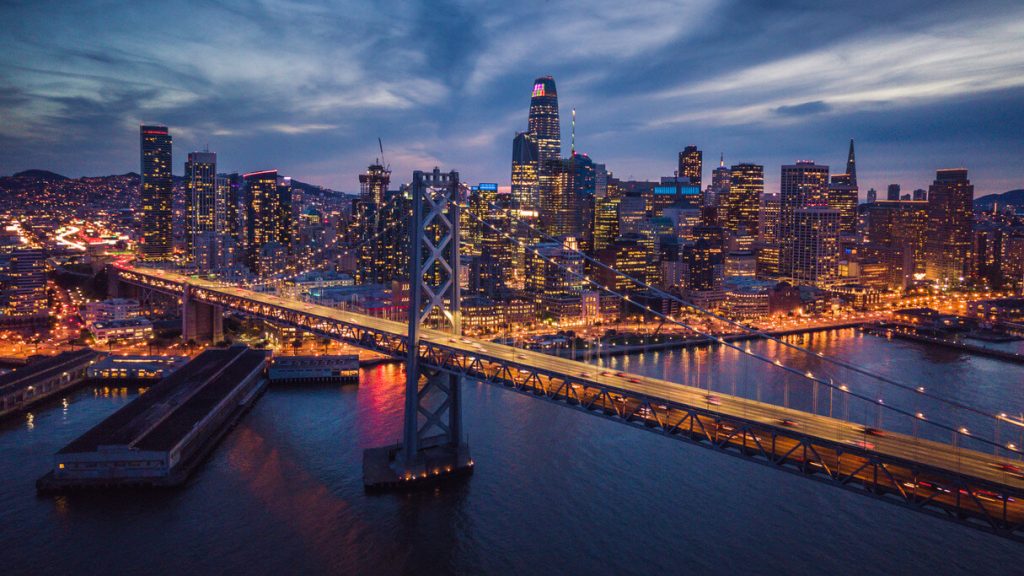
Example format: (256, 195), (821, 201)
(40, 346), (267, 490)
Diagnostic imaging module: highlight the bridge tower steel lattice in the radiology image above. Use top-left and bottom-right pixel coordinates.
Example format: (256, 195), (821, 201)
(364, 167), (473, 489)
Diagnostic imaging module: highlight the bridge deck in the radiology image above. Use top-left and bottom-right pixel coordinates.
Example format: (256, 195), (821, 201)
(117, 265), (1024, 534)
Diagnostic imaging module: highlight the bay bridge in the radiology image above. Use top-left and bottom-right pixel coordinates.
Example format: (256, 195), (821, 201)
(111, 168), (1024, 541)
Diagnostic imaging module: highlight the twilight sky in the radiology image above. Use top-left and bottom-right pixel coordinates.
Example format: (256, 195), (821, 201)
(1, 0), (1022, 196)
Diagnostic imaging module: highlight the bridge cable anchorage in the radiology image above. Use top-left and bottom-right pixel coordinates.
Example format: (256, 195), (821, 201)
(474, 200), (1011, 430)
(466, 209), (1018, 455)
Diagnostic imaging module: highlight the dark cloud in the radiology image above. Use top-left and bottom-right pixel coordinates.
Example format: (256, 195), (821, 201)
(0, 0), (1021, 196)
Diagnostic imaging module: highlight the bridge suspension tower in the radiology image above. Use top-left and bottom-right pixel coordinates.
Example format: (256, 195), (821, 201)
(363, 168), (473, 489)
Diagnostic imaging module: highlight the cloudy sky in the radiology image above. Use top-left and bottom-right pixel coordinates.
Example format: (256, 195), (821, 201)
(1, 0), (1022, 196)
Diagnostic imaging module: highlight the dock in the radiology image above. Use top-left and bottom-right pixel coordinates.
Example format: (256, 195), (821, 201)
(862, 322), (1024, 364)
(0, 348), (104, 420)
(37, 345), (268, 492)
(267, 354), (360, 383)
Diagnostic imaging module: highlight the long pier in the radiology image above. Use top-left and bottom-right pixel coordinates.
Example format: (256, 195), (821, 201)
(0, 348), (104, 420)
(38, 345), (268, 492)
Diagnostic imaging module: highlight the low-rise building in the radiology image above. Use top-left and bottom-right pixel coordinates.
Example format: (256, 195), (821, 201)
(89, 317), (153, 344)
(82, 298), (140, 324)
(967, 297), (1024, 323)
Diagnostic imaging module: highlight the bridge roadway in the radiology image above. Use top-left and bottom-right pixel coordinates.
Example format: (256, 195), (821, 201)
(115, 265), (1024, 537)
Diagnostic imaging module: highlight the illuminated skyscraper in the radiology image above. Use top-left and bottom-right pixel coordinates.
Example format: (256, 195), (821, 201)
(216, 173), (243, 243)
(243, 170), (290, 275)
(828, 173), (858, 235)
(678, 145), (702, 188)
(708, 154), (730, 208)
(569, 153), (597, 252)
(925, 169), (974, 285)
(863, 200), (928, 287)
(593, 195), (621, 252)
(185, 151), (217, 265)
(780, 161), (830, 283)
(791, 207), (840, 287)
(723, 163), (763, 236)
(139, 125), (173, 261)
(359, 163), (390, 205)
(511, 131), (539, 212)
(475, 183), (515, 294)
(5, 248), (47, 318)
(756, 193), (782, 279)
(354, 162), (408, 285)
(528, 76), (561, 174)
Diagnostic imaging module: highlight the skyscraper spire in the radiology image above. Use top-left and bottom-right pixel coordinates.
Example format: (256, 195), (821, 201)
(846, 139), (857, 187)
(720, 153), (724, 168)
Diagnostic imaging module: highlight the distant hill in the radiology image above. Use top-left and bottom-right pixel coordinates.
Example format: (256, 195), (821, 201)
(2, 170), (344, 194)
(11, 169), (67, 181)
(975, 189), (1024, 209)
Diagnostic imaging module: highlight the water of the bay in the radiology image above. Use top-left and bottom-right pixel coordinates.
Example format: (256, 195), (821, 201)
(2, 328), (1022, 575)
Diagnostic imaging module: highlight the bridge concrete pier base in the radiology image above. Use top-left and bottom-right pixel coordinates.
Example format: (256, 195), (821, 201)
(182, 286), (224, 343)
(362, 438), (473, 492)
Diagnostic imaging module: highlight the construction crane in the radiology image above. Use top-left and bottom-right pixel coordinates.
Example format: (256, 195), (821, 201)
(378, 137), (391, 174)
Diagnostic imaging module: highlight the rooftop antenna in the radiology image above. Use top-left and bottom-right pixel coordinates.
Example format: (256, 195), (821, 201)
(571, 107), (576, 156)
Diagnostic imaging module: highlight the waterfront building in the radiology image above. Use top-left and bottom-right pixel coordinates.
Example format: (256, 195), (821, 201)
(967, 297), (1024, 323)
(89, 317), (154, 344)
(139, 125), (173, 261)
